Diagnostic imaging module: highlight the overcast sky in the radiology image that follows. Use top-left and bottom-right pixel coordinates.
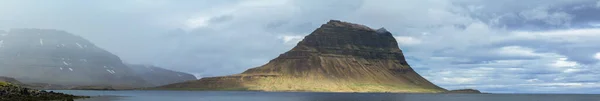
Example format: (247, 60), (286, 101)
(2, 0), (600, 93)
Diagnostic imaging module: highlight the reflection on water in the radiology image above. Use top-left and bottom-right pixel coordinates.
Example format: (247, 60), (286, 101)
(52, 90), (600, 101)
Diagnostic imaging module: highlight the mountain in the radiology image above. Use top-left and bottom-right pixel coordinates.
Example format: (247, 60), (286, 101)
(0, 29), (148, 88)
(127, 64), (197, 86)
(158, 20), (446, 93)
(0, 76), (22, 85)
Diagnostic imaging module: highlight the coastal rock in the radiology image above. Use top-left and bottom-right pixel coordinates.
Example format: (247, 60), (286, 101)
(158, 20), (446, 93)
(0, 80), (88, 101)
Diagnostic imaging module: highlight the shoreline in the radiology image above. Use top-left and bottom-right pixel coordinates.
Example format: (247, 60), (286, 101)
(54, 89), (600, 95)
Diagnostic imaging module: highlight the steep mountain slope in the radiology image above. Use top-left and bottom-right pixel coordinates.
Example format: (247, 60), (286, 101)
(127, 64), (197, 86)
(159, 20), (446, 93)
(0, 29), (147, 88)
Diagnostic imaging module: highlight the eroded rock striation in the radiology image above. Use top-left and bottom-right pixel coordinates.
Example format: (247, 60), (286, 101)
(159, 20), (446, 92)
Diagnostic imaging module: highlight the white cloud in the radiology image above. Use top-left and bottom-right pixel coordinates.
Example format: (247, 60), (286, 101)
(278, 35), (304, 45)
(590, 22), (600, 27)
(185, 16), (211, 29)
(182, 0), (294, 30)
(596, 0), (600, 8)
(394, 36), (422, 45)
(594, 52), (600, 60)
(550, 58), (579, 68)
(511, 28), (600, 43)
(520, 83), (586, 87)
(441, 77), (477, 84)
(526, 79), (541, 83)
(518, 7), (573, 25)
(191, 73), (203, 79)
(496, 46), (541, 57)
(536, 29), (600, 37)
(563, 68), (583, 73)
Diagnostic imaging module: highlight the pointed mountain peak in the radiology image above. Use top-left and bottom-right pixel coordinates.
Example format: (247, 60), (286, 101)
(376, 27), (389, 33)
(324, 20), (374, 31)
(292, 20), (400, 53)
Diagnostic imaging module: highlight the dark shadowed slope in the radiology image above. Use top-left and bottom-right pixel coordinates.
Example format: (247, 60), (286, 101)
(158, 20), (446, 93)
(127, 64), (197, 86)
(0, 29), (147, 88)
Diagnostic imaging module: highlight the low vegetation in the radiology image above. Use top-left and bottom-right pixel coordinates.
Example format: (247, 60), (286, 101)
(244, 76), (444, 93)
(0, 81), (89, 101)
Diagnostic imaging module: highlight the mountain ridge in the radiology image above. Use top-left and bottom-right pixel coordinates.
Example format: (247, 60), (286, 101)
(127, 64), (197, 86)
(0, 28), (148, 88)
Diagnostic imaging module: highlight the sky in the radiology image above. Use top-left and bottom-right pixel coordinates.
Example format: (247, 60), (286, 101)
(2, 0), (600, 93)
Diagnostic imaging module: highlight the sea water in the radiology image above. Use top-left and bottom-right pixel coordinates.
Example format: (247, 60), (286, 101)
(53, 90), (600, 101)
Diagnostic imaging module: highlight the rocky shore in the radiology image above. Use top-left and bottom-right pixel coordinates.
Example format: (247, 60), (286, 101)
(0, 82), (89, 101)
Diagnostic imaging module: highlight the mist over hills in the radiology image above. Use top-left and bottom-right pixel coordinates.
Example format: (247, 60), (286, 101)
(127, 64), (197, 86)
(0, 29), (194, 88)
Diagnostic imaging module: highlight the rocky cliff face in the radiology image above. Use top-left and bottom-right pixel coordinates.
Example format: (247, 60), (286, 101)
(127, 64), (197, 86)
(0, 29), (147, 88)
(159, 20), (446, 92)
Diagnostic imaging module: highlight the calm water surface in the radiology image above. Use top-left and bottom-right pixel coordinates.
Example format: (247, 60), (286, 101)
(53, 90), (600, 101)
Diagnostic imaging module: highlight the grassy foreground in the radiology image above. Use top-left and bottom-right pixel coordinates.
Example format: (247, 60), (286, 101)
(0, 81), (89, 101)
(245, 77), (444, 93)
(155, 75), (445, 93)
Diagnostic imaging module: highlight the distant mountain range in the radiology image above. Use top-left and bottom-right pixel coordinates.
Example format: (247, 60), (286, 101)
(158, 20), (447, 93)
(127, 64), (196, 86)
(0, 29), (195, 89)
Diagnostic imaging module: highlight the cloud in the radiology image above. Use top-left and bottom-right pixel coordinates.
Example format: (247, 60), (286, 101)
(394, 36), (422, 46)
(591, 23), (600, 27)
(595, 52), (600, 60)
(278, 35), (304, 45)
(506, 28), (600, 65)
(496, 46), (543, 57)
(185, 16), (211, 29)
(511, 28), (600, 41)
(597, 0), (600, 8)
(441, 77), (477, 84)
(550, 58), (579, 68)
(518, 7), (574, 26)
